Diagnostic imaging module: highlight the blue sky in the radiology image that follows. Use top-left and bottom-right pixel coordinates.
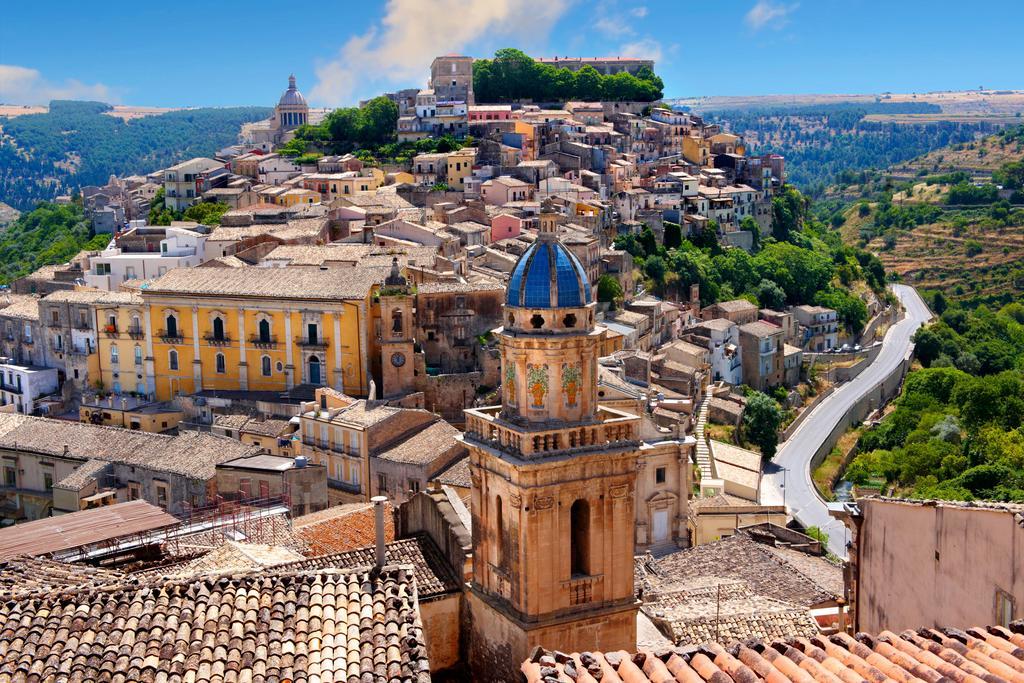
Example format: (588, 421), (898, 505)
(1, 1), (1022, 108)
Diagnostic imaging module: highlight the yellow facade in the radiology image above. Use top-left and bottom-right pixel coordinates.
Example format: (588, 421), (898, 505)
(446, 149), (476, 191)
(277, 188), (321, 206)
(144, 296), (369, 401)
(683, 135), (710, 166)
(94, 296), (150, 395)
(79, 404), (184, 433)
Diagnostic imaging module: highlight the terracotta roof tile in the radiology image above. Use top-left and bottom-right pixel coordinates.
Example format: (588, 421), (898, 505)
(522, 623), (1024, 683)
(0, 556), (124, 599)
(281, 532), (460, 601)
(0, 564), (431, 682)
(294, 501), (396, 556)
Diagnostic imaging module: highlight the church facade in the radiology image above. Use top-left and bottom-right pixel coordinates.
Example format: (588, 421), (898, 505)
(462, 203), (642, 680)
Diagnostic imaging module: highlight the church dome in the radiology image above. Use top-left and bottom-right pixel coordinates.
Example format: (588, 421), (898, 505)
(278, 75), (307, 107)
(506, 239), (592, 309)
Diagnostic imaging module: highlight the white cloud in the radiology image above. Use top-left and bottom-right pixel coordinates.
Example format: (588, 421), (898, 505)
(744, 0), (798, 31)
(310, 0), (572, 106)
(594, 16), (633, 38)
(619, 38), (663, 64)
(0, 64), (116, 105)
(630, 6), (648, 18)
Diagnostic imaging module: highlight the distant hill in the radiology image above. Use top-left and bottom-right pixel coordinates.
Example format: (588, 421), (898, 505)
(839, 125), (1024, 309)
(0, 100), (271, 210)
(700, 101), (1004, 193)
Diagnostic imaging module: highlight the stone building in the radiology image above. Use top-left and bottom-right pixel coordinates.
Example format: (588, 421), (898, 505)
(430, 55), (474, 105)
(462, 217), (642, 679)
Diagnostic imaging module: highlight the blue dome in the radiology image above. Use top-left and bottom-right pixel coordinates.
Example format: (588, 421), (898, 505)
(506, 240), (592, 309)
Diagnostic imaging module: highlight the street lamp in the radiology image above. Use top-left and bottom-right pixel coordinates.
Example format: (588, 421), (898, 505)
(779, 466), (788, 509)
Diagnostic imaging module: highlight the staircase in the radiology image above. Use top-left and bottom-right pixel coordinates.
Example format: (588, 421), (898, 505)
(693, 388), (715, 481)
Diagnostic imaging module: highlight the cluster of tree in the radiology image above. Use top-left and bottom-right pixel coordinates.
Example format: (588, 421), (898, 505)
(742, 391), (784, 460)
(276, 96), (399, 158)
(702, 103), (996, 194)
(146, 188), (230, 227)
(0, 202), (109, 284)
(612, 186), (881, 333)
(472, 49), (663, 103)
(0, 101), (270, 210)
(846, 357), (1024, 501)
(947, 182), (1000, 205)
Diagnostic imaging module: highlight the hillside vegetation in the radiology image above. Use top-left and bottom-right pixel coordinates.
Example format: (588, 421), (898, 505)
(835, 125), (1024, 309)
(0, 202), (109, 284)
(0, 101), (270, 210)
(846, 303), (1024, 502)
(704, 102), (1003, 193)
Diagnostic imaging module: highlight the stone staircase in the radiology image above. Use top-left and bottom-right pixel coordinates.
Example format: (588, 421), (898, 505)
(693, 388), (715, 481)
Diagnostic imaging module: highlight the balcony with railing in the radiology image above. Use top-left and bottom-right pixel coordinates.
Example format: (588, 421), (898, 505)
(127, 326), (145, 340)
(295, 336), (329, 349)
(156, 329), (185, 344)
(203, 334), (232, 347)
(249, 334), (279, 349)
(103, 324), (118, 338)
(463, 405), (640, 459)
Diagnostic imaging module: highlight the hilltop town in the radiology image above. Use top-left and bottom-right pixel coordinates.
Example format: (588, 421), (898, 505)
(0, 51), (1019, 683)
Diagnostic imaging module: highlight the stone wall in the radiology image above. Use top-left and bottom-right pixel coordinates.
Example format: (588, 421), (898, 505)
(807, 352), (912, 474)
(423, 371), (483, 424)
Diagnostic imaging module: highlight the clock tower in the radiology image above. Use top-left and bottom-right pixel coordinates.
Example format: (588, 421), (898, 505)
(463, 207), (641, 680)
(379, 258), (416, 399)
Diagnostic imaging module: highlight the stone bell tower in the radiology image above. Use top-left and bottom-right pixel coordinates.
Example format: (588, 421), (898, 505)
(463, 220), (641, 680)
(379, 258), (416, 399)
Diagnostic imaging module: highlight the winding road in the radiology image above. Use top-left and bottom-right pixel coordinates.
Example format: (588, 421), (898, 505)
(759, 284), (932, 558)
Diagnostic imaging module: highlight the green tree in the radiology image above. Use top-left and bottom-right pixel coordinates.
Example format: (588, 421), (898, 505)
(663, 221), (682, 250)
(182, 202), (230, 226)
(597, 275), (624, 307)
(754, 279), (786, 310)
(644, 255), (667, 286)
(804, 526), (830, 547)
(743, 391), (783, 460)
(572, 66), (604, 100)
(932, 291), (948, 316)
(913, 326), (943, 366)
(356, 96), (399, 146)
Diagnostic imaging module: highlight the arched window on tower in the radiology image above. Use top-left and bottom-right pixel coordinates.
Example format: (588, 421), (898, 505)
(391, 308), (403, 335)
(495, 494), (506, 570)
(570, 499), (590, 577)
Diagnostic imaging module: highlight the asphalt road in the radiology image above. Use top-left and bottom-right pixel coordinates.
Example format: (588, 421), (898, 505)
(760, 284), (932, 558)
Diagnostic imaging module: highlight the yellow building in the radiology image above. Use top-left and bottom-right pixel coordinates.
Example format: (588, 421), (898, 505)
(445, 148), (476, 191)
(93, 291), (150, 396)
(683, 134), (712, 167)
(79, 396), (184, 433)
(138, 267), (377, 401)
(276, 188), (321, 207)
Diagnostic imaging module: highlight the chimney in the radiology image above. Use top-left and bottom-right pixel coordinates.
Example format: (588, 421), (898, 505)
(372, 495), (388, 567)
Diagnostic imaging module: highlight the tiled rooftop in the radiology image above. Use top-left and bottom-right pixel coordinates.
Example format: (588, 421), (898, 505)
(375, 419), (462, 465)
(279, 533), (461, 601)
(0, 564), (432, 682)
(142, 265), (383, 300)
(0, 413), (259, 480)
(294, 501), (396, 557)
(0, 556), (124, 599)
(430, 454), (471, 489)
(522, 624), (1024, 683)
(650, 533), (841, 609)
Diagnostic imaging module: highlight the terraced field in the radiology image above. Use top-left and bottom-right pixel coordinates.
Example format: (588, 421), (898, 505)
(870, 220), (1024, 306)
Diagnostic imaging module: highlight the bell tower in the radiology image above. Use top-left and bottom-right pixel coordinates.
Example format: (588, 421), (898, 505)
(463, 225), (640, 680)
(379, 258), (416, 399)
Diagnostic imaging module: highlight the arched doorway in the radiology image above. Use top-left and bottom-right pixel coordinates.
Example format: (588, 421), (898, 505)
(308, 356), (321, 385)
